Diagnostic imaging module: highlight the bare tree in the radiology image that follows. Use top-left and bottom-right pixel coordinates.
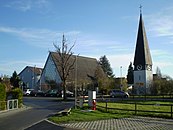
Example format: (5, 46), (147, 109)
(156, 67), (162, 79)
(53, 34), (76, 100)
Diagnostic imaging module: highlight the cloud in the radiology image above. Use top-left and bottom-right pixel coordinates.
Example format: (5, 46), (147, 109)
(146, 7), (173, 37)
(74, 35), (132, 57)
(0, 59), (45, 76)
(0, 26), (130, 56)
(154, 61), (173, 68)
(151, 49), (169, 56)
(107, 54), (133, 77)
(83, 53), (133, 77)
(151, 49), (173, 61)
(4, 0), (51, 12)
(0, 26), (80, 48)
(150, 49), (173, 77)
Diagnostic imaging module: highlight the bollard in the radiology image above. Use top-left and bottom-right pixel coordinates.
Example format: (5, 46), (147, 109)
(92, 99), (96, 110)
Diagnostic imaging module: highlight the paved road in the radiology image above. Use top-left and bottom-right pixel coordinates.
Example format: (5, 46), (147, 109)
(0, 97), (74, 130)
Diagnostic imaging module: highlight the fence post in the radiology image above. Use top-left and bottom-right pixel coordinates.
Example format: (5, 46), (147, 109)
(171, 105), (172, 118)
(135, 102), (137, 115)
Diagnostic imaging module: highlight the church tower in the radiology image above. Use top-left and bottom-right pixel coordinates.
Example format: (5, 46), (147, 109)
(133, 7), (153, 95)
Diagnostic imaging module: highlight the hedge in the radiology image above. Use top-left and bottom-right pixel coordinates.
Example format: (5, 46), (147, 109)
(7, 88), (23, 108)
(0, 83), (6, 110)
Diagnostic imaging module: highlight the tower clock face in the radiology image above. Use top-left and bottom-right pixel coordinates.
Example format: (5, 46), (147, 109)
(146, 65), (152, 71)
(137, 64), (142, 70)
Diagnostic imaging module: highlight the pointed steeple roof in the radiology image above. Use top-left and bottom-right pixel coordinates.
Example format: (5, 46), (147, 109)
(133, 12), (152, 66)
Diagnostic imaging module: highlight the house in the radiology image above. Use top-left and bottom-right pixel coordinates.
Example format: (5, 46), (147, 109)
(19, 66), (42, 90)
(40, 52), (106, 92)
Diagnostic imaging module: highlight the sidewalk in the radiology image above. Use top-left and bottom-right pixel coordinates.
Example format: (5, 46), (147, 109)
(57, 116), (173, 130)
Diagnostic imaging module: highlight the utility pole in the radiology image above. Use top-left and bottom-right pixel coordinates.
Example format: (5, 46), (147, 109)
(75, 55), (77, 109)
(120, 66), (122, 91)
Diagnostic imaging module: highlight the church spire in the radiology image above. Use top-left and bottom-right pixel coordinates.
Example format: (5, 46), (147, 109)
(133, 7), (152, 70)
(133, 7), (153, 95)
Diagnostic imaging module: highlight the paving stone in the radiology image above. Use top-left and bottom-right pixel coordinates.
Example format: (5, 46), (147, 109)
(59, 117), (173, 130)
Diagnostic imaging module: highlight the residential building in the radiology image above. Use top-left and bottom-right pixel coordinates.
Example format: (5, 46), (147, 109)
(19, 66), (42, 90)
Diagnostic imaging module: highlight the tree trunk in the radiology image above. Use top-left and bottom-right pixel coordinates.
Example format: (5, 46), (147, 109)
(63, 82), (67, 100)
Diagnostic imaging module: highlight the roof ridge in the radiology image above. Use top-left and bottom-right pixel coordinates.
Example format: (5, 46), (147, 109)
(50, 51), (97, 60)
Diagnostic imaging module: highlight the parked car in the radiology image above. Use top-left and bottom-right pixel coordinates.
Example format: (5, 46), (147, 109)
(23, 89), (34, 96)
(66, 90), (74, 97)
(44, 89), (60, 97)
(30, 90), (44, 97)
(60, 90), (74, 97)
(110, 89), (129, 98)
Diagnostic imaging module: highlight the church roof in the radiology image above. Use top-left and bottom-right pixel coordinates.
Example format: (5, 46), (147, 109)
(50, 52), (106, 83)
(133, 13), (152, 66)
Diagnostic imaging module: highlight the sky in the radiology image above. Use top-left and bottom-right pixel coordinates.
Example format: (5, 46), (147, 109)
(1, 0), (173, 78)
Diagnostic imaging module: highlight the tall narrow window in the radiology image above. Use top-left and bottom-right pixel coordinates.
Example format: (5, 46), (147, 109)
(139, 75), (141, 80)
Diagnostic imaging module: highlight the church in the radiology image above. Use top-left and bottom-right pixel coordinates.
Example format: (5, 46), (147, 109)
(133, 8), (153, 95)
(39, 52), (106, 91)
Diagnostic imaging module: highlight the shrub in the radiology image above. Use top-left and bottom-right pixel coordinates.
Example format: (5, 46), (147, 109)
(7, 88), (23, 108)
(0, 83), (6, 110)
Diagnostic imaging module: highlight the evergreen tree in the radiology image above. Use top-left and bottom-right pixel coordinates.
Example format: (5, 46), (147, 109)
(127, 62), (134, 84)
(99, 55), (114, 77)
(10, 71), (20, 88)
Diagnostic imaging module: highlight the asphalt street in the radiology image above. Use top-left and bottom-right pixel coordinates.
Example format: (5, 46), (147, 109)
(0, 97), (74, 130)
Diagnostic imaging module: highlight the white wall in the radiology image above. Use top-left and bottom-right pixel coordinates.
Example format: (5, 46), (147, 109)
(134, 70), (153, 94)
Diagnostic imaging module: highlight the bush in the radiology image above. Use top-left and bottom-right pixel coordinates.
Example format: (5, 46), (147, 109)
(0, 83), (6, 110)
(7, 88), (23, 108)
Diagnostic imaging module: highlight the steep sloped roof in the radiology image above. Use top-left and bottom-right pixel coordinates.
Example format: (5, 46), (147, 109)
(29, 66), (42, 75)
(50, 52), (105, 83)
(133, 13), (152, 66)
(19, 66), (42, 76)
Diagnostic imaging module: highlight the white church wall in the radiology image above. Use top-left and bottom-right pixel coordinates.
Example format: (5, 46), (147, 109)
(134, 70), (146, 95)
(145, 70), (153, 94)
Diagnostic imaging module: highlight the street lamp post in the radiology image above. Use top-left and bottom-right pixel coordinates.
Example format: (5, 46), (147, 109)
(75, 55), (77, 109)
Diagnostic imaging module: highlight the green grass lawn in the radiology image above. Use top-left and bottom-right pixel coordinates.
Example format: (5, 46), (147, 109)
(49, 108), (131, 124)
(97, 101), (173, 118)
(49, 101), (173, 124)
